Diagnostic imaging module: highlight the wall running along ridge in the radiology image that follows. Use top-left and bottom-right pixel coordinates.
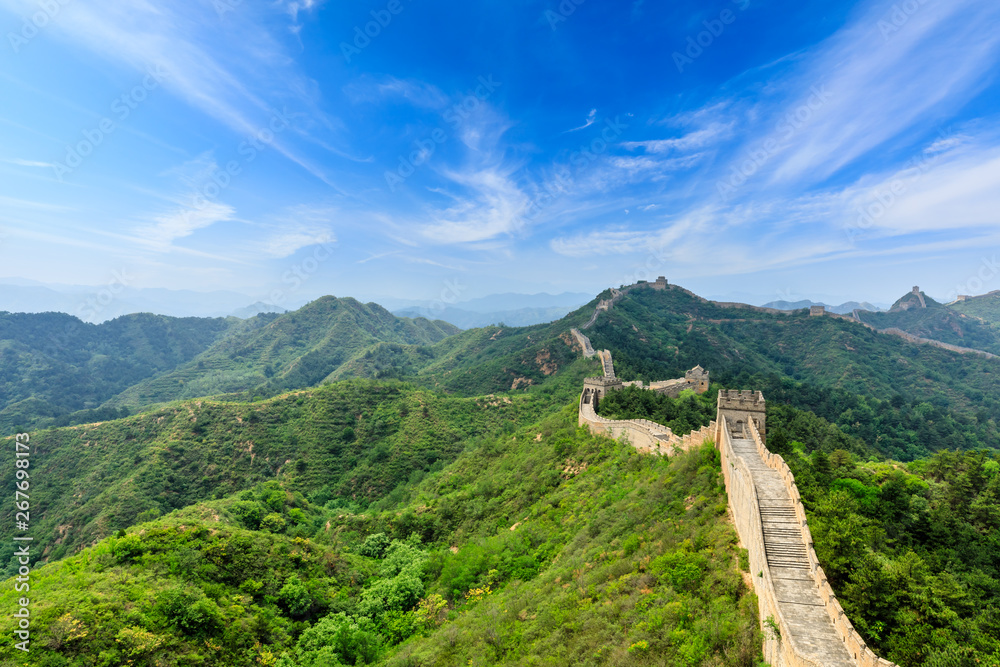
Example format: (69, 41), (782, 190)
(574, 344), (897, 666)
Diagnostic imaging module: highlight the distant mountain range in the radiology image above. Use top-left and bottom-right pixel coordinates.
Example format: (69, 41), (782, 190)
(761, 299), (884, 314)
(391, 291), (592, 329)
(0, 281), (274, 322)
(0, 280), (589, 327)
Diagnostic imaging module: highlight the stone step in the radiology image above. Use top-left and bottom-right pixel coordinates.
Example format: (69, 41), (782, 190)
(729, 437), (858, 666)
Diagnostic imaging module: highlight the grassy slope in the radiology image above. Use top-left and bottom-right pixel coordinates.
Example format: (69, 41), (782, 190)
(950, 291), (1000, 328)
(0, 311), (236, 433)
(856, 291), (1000, 354)
(104, 298), (458, 409)
(0, 405), (764, 667)
(0, 379), (550, 575)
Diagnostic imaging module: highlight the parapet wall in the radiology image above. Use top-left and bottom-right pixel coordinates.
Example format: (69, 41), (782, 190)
(715, 417), (817, 667)
(743, 420), (897, 667)
(579, 392), (715, 456)
(880, 327), (998, 359)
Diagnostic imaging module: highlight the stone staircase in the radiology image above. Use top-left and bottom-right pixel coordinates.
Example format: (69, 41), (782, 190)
(730, 437), (856, 667)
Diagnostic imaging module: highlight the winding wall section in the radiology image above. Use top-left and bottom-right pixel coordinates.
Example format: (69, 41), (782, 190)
(575, 345), (897, 666)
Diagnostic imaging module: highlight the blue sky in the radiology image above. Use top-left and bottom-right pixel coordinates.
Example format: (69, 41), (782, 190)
(1, 0), (999, 309)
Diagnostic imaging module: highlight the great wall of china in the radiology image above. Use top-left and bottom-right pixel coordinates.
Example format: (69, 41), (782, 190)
(573, 318), (897, 666)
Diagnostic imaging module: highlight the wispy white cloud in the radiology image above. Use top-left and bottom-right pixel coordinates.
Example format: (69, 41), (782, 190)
(0, 0), (344, 186)
(139, 200), (237, 249)
(565, 108), (597, 133)
(420, 164), (530, 244)
(344, 76), (449, 110)
(1, 158), (57, 168)
(757, 0), (1000, 186)
(0, 195), (70, 211)
(257, 205), (337, 258)
(621, 122), (733, 154)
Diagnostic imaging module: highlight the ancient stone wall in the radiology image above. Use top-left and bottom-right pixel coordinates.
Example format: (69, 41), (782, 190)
(569, 327), (596, 358)
(578, 391), (715, 456)
(742, 419), (897, 667)
(578, 370), (897, 666)
(879, 328), (997, 359)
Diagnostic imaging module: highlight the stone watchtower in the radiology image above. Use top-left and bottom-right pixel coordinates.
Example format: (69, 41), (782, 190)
(809, 305), (826, 316)
(581, 376), (623, 410)
(684, 365), (710, 393)
(651, 276), (668, 290)
(717, 389), (766, 441)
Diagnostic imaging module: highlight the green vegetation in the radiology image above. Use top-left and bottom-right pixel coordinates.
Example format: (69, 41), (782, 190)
(0, 311), (235, 433)
(596, 384), (716, 435)
(856, 291), (1000, 354)
(950, 291), (1000, 328)
(586, 286), (1000, 459)
(0, 380), (545, 575)
(0, 300), (458, 436)
(0, 406), (764, 666)
(765, 410), (1000, 667)
(3, 281), (1000, 665)
(106, 297), (458, 410)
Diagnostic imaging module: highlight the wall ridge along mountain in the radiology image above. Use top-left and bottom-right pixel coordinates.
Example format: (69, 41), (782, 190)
(573, 332), (897, 666)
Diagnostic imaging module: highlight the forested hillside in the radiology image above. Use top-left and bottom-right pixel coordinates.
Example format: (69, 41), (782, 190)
(0, 299), (457, 435)
(950, 291), (1000, 327)
(0, 379), (548, 574)
(583, 285), (1000, 460)
(105, 297), (458, 410)
(0, 404), (764, 666)
(0, 311), (235, 432)
(2, 281), (999, 666)
(855, 290), (1000, 354)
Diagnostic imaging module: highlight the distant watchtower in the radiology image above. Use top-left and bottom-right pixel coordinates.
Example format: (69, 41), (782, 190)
(809, 305), (826, 316)
(685, 365), (710, 393)
(651, 276), (668, 290)
(717, 390), (766, 441)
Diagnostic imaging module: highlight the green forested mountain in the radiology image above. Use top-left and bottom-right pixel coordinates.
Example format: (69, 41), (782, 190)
(580, 286), (1000, 460)
(854, 290), (1000, 354)
(104, 297), (458, 410)
(0, 311), (236, 433)
(950, 290), (1000, 327)
(0, 379), (549, 573)
(0, 404), (763, 667)
(2, 282), (999, 666)
(0, 299), (457, 434)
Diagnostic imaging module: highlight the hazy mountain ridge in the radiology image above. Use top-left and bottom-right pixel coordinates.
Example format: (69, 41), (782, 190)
(762, 298), (883, 314)
(855, 290), (1000, 355)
